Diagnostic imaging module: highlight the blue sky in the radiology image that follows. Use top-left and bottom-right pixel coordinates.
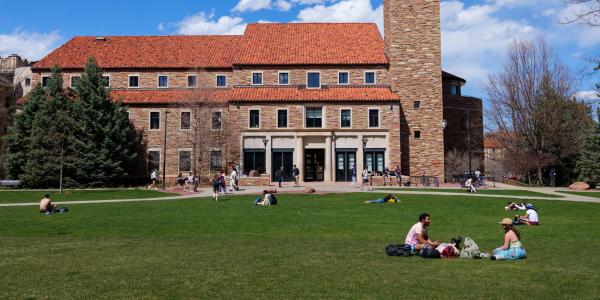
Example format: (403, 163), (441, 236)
(0, 0), (598, 106)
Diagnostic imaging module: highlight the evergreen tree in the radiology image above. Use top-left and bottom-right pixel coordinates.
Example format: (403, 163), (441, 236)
(71, 57), (138, 186)
(575, 108), (600, 187)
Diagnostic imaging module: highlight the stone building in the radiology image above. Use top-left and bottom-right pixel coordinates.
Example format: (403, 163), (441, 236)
(28, 0), (483, 184)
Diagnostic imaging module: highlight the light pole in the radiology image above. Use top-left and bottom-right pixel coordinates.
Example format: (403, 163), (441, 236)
(362, 136), (369, 171)
(162, 111), (170, 190)
(262, 137), (269, 175)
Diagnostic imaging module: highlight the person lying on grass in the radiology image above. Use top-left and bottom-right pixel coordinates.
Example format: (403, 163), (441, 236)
(363, 194), (399, 204)
(405, 213), (440, 251)
(491, 218), (527, 260)
(505, 201), (528, 211)
(514, 204), (539, 225)
(254, 190), (278, 206)
(39, 194), (57, 214)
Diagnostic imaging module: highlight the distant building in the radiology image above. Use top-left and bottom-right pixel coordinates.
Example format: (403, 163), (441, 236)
(484, 134), (506, 179)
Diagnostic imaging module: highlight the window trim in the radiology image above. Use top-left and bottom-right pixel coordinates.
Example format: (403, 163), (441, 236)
(414, 130), (422, 140)
(180, 110), (192, 131)
(413, 100), (422, 109)
(306, 71), (321, 89)
(101, 75), (111, 88)
(186, 74), (198, 88)
(41, 75), (51, 87)
(69, 75), (81, 88)
(128, 74), (140, 88)
(178, 148), (193, 173)
(157, 75), (169, 88)
(147, 148), (162, 172)
(216, 74), (228, 88)
(211, 110), (223, 131)
(277, 108), (288, 128)
(24, 78), (32, 86)
(368, 108), (380, 128)
(364, 71), (377, 85)
(339, 107), (352, 129)
(149, 110), (161, 131)
(304, 105), (325, 129)
(338, 71), (350, 85)
(278, 71), (290, 86)
(251, 71), (263, 86)
(248, 108), (261, 129)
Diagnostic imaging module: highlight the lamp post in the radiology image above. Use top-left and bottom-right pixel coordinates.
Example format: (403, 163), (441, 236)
(262, 138), (269, 175)
(162, 111), (170, 190)
(362, 136), (369, 171)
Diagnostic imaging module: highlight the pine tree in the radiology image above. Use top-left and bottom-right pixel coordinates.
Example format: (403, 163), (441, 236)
(575, 108), (600, 187)
(71, 57), (138, 186)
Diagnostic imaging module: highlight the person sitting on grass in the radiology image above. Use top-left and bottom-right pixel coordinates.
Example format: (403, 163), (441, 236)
(39, 194), (57, 214)
(405, 213), (440, 252)
(505, 201), (528, 211)
(254, 190), (277, 206)
(363, 194), (399, 204)
(465, 177), (477, 193)
(491, 218), (526, 260)
(514, 204), (539, 225)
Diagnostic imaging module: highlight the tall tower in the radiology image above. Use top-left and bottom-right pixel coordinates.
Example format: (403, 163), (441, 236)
(384, 0), (445, 180)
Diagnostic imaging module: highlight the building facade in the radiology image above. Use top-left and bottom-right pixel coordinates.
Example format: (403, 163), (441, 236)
(27, 0), (483, 184)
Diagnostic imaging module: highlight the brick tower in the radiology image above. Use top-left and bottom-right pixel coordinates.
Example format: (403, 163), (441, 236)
(384, 0), (445, 180)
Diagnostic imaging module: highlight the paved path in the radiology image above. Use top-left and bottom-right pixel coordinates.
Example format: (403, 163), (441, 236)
(1, 183), (599, 207)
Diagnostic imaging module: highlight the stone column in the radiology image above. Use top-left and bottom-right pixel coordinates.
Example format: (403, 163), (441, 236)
(325, 136), (332, 182)
(295, 136), (304, 183)
(357, 134), (364, 174)
(265, 135), (272, 183)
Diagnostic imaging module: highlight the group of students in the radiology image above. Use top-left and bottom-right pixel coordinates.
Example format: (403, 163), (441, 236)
(351, 165), (403, 190)
(211, 167), (240, 201)
(404, 209), (534, 260)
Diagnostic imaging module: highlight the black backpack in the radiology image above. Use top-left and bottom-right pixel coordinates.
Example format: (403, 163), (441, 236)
(418, 246), (441, 258)
(385, 244), (412, 257)
(270, 194), (278, 205)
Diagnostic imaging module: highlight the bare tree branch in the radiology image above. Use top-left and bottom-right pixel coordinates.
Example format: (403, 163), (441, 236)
(561, 0), (600, 26)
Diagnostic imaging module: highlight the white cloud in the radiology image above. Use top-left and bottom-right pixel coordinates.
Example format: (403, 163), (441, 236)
(0, 30), (62, 61)
(233, 0), (272, 12)
(296, 0), (383, 32)
(160, 12), (247, 35)
(232, 0), (324, 12)
(576, 90), (600, 101)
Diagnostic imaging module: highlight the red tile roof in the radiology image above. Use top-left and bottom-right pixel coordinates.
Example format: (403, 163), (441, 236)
(109, 86), (399, 104)
(236, 23), (387, 66)
(33, 35), (243, 70)
(231, 86), (399, 102)
(484, 137), (502, 148)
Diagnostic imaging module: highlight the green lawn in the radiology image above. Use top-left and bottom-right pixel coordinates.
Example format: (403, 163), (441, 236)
(375, 188), (562, 198)
(557, 191), (600, 198)
(0, 189), (178, 204)
(1, 193), (598, 299)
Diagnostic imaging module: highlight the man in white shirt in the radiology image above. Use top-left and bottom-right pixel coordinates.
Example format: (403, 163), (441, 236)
(516, 204), (540, 225)
(405, 213), (440, 251)
(465, 177), (477, 193)
(229, 167), (239, 191)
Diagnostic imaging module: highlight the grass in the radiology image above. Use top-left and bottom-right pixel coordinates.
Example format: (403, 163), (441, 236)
(557, 191), (600, 198)
(0, 189), (178, 204)
(375, 188), (563, 198)
(1, 193), (599, 299)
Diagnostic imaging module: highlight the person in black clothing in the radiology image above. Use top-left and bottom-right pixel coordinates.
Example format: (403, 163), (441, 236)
(292, 165), (300, 187)
(278, 165), (285, 188)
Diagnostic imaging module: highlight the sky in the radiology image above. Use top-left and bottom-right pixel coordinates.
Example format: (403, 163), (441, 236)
(0, 0), (598, 106)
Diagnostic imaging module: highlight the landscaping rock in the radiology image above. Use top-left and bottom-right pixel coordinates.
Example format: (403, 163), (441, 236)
(248, 170), (260, 177)
(304, 187), (316, 194)
(569, 182), (590, 191)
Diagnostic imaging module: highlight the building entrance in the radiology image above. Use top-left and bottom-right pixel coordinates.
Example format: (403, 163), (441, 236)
(304, 149), (325, 182)
(336, 151), (356, 182)
(272, 150), (294, 182)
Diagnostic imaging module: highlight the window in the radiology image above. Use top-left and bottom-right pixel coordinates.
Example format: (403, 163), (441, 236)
(148, 150), (160, 172)
(180, 111), (191, 130)
(179, 151), (192, 172)
(70, 76), (81, 88)
(210, 151), (222, 172)
(252, 72), (263, 85)
(150, 112), (161, 130)
(413, 101), (421, 109)
(277, 110), (288, 128)
(244, 150), (266, 175)
(365, 151), (385, 173)
(212, 111), (222, 130)
(306, 107), (323, 128)
(129, 75), (139, 88)
(187, 75), (197, 88)
(278, 72), (289, 85)
(461, 116), (467, 131)
(307, 72), (320, 89)
(216, 75), (227, 87)
(41, 76), (50, 87)
(101, 76), (110, 87)
(450, 85), (458, 96)
(25, 78), (31, 86)
(158, 75), (168, 88)
(249, 109), (260, 128)
(365, 71), (376, 84)
(338, 72), (349, 85)
(368, 109), (379, 128)
(340, 109), (351, 128)
(414, 131), (421, 139)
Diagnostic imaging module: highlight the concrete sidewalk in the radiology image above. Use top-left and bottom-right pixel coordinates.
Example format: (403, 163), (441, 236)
(1, 182), (599, 207)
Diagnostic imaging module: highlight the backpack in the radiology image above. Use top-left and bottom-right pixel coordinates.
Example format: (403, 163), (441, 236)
(418, 245), (441, 258)
(385, 244), (412, 257)
(270, 194), (278, 205)
(460, 237), (481, 259)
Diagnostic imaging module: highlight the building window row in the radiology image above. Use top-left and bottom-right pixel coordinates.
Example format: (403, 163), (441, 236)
(146, 149), (197, 173)
(249, 71), (377, 88)
(148, 111), (222, 131)
(247, 107), (380, 129)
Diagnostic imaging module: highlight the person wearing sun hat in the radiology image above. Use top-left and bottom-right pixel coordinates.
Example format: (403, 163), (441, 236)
(491, 218), (527, 260)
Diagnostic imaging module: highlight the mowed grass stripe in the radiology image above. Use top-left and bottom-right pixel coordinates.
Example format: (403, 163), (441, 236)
(1, 193), (598, 299)
(0, 189), (178, 204)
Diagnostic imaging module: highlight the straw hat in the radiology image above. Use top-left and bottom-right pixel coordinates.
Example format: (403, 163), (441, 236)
(499, 218), (513, 225)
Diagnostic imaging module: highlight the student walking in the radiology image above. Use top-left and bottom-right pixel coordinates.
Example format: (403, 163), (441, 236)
(292, 165), (300, 187)
(395, 165), (402, 186)
(351, 165), (357, 188)
(278, 165), (284, 188)
(230, 167), (239, 191)
(212, 174), (221, 201)
(148, 170), (158, 189)
(361, 168), (369, 191)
